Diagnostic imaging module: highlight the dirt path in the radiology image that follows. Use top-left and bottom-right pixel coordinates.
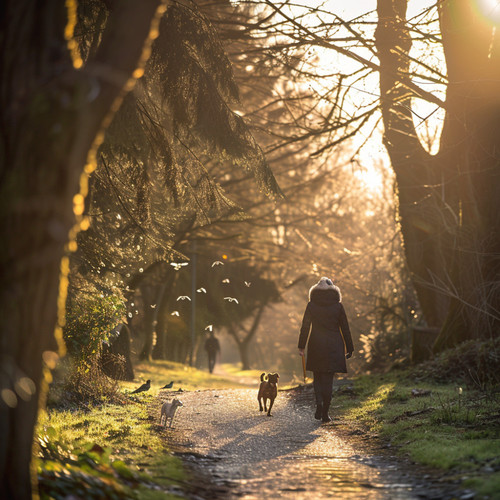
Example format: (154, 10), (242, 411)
(156, 385), (468, 499)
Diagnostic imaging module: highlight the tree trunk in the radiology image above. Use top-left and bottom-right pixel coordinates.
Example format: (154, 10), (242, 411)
(152, 282), (169, 360)
(101, 324), (135, 381)
(375, 0), (500, 351)
(139, 285), (157, 362)
(153, 269), (177, 360)
(375, 0), (450, 329)
(0, 1), (164, 497)
(227, 304), (266, 370)
(237, 340), (252, 371)
(433, 0), (500, 348)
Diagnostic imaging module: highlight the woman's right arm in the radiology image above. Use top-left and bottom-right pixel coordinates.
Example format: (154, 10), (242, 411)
(298, 303), (312, 350)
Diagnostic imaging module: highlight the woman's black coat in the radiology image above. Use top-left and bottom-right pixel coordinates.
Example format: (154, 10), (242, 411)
(298, 285), (354, 373)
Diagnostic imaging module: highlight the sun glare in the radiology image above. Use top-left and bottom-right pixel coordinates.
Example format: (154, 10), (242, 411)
(476, 0), (500, 24)
(354, 164), (385, 193)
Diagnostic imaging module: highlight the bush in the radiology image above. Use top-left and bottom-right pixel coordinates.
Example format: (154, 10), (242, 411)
(359, 326), (409, 371)
(412, 337), (500, 390)
(59, 276), (126, 404)
(64, 281), (126, 368)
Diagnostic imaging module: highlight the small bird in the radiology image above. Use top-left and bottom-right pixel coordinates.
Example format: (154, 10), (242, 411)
(170, 262), (189, 271)
(196, 287), (207, 293)
(171, 311), (180, 316)
(222, 278), (230, 284)
(162, 381), (174, 389)
(211, 261), (224, 267)
(244, 281), (251, 287)
(224, 297), (239, 304)
(177, 295), (191, 301)
(205, 325), (213, 332)
(131, 380), (151, 394)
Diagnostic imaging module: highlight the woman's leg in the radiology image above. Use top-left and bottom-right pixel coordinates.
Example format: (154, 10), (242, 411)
(312, 372), (323, 419)
(321, 372), (335, 422)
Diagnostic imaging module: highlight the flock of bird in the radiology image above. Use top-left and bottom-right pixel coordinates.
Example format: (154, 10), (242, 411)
(169, 260), (249, 319)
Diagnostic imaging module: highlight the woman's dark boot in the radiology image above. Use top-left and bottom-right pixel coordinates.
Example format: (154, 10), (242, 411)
(314, 404), (323, 420)
(321, 399), (332, 423)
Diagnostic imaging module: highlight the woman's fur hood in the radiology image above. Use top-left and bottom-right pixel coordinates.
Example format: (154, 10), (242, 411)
(309, 277), (342, 303)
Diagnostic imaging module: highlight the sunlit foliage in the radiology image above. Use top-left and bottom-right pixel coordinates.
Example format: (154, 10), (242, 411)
(63, 277), (126, 370)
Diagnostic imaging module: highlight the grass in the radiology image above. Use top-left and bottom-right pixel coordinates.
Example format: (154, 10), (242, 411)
(122, 359), (254, 394)
(217, 363), (264, 381)
(37, 401), (185, 499)
(332, 370), (500, 499)
(38, 359), (249, 499)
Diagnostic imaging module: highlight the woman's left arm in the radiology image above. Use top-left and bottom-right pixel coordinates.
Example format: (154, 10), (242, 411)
(339, 303), (354, 355)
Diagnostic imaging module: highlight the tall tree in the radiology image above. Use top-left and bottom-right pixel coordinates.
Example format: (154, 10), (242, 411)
(375, 0), (500, 348)
(0, 1), (165, 497)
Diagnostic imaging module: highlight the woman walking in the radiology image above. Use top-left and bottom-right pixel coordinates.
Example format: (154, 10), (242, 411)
(298, 277), (354, 422)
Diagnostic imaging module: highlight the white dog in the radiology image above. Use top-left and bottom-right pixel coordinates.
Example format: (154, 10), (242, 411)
(160, 398), (183, 428)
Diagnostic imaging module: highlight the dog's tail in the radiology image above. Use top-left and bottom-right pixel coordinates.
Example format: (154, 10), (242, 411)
(260, 373), (267, 382)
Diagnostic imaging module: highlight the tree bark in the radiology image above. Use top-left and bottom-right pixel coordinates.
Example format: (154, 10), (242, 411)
(0, 1), (164, 497)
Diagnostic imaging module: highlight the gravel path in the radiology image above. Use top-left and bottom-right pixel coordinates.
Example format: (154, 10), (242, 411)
(155, 385), (466, 500)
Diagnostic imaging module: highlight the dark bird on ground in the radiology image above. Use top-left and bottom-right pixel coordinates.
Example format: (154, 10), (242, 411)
(162, 381), (174, 389)
(131, 380), (151, 394)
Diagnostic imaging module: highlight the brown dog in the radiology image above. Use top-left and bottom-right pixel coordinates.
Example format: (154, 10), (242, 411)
(258, 372), (279, 416)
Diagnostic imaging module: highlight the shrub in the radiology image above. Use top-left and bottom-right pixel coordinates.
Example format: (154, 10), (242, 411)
(412, 337), (500, 390)
(64, 282), (126, 368)
(59, 276), (126, 404)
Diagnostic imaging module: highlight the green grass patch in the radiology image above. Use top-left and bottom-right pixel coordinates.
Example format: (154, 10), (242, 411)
(37, 400), (185, 499)
(333, 371), (500, 499)
(122, 359), (252, 395)
(39, 360), (254, 499)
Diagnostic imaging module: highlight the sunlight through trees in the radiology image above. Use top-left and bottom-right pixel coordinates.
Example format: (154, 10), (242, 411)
(1, 1), (499, 497)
